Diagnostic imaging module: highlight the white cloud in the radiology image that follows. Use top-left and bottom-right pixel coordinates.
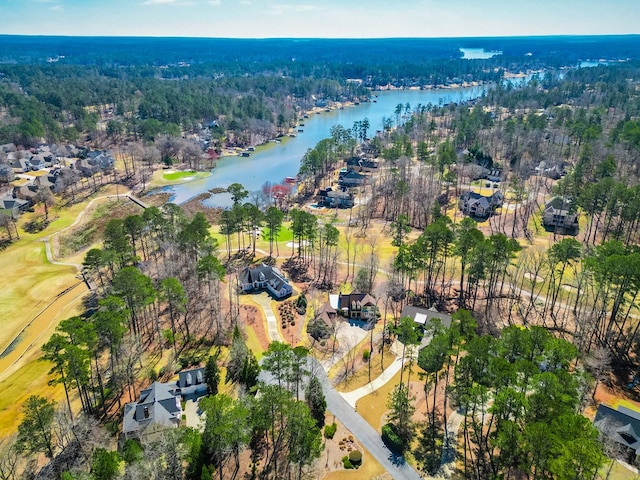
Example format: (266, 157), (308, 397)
(209, 0), (221, 5)
(142, 0), (193, 5)
(48, 4), (63, 10)
(269, 4), (317, 14)
(239, 0), (252, 5)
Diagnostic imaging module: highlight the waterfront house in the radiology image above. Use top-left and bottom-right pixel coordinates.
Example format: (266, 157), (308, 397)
(459, 190), (504, 218)
(238, 264), (293, 299)
(542, 197), (579, 233)
(345, 157), (378, 172)
(317, 187), (354, 208)
(338, 170), (367, 188)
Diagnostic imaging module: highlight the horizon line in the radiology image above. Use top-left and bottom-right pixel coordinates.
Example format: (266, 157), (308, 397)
(1, 33), (639, 41)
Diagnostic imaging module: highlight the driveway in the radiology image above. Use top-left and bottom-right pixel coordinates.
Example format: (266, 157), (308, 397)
(260, 359), (423, 480)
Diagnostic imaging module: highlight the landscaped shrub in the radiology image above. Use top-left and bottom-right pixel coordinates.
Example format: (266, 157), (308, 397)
(341, 456), (354, 469)
(348, 450), (362, 466)
(324, 422), (337, 439)
(296, 293), (307, 314)
(308, 318), (331, 341)
(381, 423), (404, 453)
(362, 349), (370, 361)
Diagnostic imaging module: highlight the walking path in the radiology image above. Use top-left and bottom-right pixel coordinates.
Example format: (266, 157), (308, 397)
(41, 191), (137, 271)
(340, 339), (406, 407)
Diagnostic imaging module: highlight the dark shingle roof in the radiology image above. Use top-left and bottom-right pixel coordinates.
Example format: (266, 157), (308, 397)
(401, 305), (452, 329)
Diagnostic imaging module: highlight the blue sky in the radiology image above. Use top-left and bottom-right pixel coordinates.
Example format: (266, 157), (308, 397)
(0, 0), (638, 38)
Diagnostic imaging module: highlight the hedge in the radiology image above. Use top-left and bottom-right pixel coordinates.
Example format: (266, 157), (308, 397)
(381, 423), (404, 453)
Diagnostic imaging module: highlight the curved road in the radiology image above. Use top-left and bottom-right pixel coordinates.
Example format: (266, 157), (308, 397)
(254, 297), (423, 479)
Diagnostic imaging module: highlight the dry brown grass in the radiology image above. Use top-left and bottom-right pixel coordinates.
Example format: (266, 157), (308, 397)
(334, 346), (396, 393)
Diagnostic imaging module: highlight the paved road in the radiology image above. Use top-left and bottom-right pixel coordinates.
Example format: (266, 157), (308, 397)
(254, 291), (424, 479)
(259, 358), (424, 480)
(313, 359), (423, 480)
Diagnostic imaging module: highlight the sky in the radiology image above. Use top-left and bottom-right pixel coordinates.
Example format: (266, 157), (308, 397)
(0, 0), (638, 38)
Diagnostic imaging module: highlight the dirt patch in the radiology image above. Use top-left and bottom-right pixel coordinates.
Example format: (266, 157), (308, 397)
(239, 303), (270, 353)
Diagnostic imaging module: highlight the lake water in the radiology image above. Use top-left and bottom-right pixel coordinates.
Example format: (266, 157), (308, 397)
(163, 83), (500, 206)
(460, 48), (503, 59)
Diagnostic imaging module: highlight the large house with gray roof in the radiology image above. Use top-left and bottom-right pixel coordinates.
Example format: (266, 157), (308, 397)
(122, 367), (207, 441)
(459, 190), (504, 218)
(594, 403), (640, 463)
(122, 382), (182, 441)
(542, 197), (579, 234)
(239, 264), (293, 299)
(401, 305), (452, 329)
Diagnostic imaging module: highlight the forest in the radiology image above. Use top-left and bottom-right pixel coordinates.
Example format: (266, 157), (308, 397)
(2, 35), (640, 480)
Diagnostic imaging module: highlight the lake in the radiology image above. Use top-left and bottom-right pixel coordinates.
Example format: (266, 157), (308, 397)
(460, 48), (503, 59)
(163, 82), (510, 207)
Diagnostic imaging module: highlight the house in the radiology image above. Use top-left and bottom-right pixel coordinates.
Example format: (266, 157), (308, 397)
(0, 143), (16, 154)
(336, 292), (377, 320)
(176, 367), (207, 399)
(534, 160), (563, 180)
(594, 403), (640, 463)
(459, 190), (504, 218)
(542, 197), (579, 233)
(316, 302), (338, 327)
(11, 157), (32, 173)
(35, 174), (65, 194)
(338, 170), (367, 188)
(122, 382), (182, 441)
(122, 367), (206, 441)
(0, 164), (15, 183)
(317, 187), (354, 208)
(238, 264), (293, 299)
(345, 157), (378, 172)
(401, 305), (452, 329)
(485, 169), (503, 183)
(0, 196), (29, 218)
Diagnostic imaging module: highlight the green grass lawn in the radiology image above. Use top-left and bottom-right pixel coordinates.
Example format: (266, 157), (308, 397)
(262, 225), (294, 242)
(163, 171), (197, 181)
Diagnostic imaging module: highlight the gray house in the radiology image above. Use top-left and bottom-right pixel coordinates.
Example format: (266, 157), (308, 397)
(176, 367), (207, 399)
(239, 264), (293, 299)
(459, 190), (504, 218)
(122, 367), (207, 441)
(594, 403), (640, 463)
(401, 305), (452, 329)
(0, 197), (30, 218)
(338, 170), (367, 188)
(542, 197), (578, 233)
(318, 187), (354, 208)
(0, 163), (15, 183)
(122, 382), (182, 441)
(345, 157), (378, 172)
